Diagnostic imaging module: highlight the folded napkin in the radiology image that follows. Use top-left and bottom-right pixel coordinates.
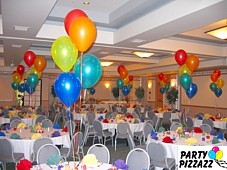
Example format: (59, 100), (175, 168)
(104, 109), (107, 113)
(162, 136), (173, 143)
(158, 127), (165, 133)
(150, 129), (156, 136)
(31, 133), (42, 140)
(0, 132), (5, 136)
(197, 116), (203, 120)
(193, 127), (203, 133)
(98, 116), (104, 121)
(154, 110), (159, 113)
(62, 126), (68, 132)
(140, 118), (145, 122)
(17, 122), (27, 129)
(51, 131), (61, 137)
(212, 137), (220, 144)
(150, 130), (158, 140)
(47, 154), (62, 165)
(127, 114), (134, 119)
(10, 133), (21, 139)
(185, 137), (198, 145)
(53, 123), (61, 129)
(133, 119), (139, 124)
(209, 117), (215, 121)
(204, 113), (211, 118)
(113, 159), (128, 170)
(3, 124), (10, 130)
(217, 132), (224, 140)
(16, 159), (32, 170)
(210, 129), (217, 136)
(103, 118), (109, 123)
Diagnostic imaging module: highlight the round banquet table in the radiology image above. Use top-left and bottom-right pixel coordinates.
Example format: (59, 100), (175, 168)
(147, 131), (226, 165)
(193, 118), (227, 129)
(0, 117), (36, 126)
(154, 111), (181, 120)
(31, 161), (113, 170)
(73, 111), (105, 121)
(4, 128), (70, 160)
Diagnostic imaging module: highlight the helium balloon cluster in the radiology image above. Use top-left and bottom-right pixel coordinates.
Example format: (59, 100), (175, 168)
(175, 49), (199, 99)
(11, 51), (46, 95)
(116, 65), (133, 96)
(210, 69), (224, 97)
(158, 72), (170, 94)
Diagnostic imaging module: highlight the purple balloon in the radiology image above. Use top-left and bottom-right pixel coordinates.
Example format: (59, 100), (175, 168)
(54, 72), (81, 107)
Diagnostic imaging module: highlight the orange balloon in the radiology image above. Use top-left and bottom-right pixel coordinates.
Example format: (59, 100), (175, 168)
(119, 69), (128, 79)
(186, 54), (199, 72)
(123, 76), (129, 85)
(178, 64), (191, 76)
(216, 78), (224, 88)
(69, 17), (97, 52)
(12, 72), (21, 83)
(34, 56), (46, 72)
(163, 75), (170, 83)
(160, 80), (165, 87)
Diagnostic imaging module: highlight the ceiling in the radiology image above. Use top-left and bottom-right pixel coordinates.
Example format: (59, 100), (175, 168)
(0, 0), (227, 77)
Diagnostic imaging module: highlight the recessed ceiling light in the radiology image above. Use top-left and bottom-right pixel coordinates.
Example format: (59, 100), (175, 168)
(101, 62), (113, 67)
(100, 51), (110, 55)
(133, 51), (154, 58)
(83, 1), (90, 5)
(130, 39), (146, 43)
(205, 26), (227, 40)
(13, 26), (29, 31)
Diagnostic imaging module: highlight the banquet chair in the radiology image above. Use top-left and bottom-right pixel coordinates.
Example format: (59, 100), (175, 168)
(132, 112), (139, 118)
(134, 106), (141, 115)
(110, 112), (117, 118)
(200, 124), (212, 133)
(31, 137), (53, 162)
(86, 112), (96, 126)
(64, 120), (76, 135)
(126, 148), (151, 170)
(121, 106), (128, 114)
(35, 115), (46, 124)
(92, 120), (113, 146)
(84, 123), (96, 144)
(170, 122), (183, 131)
(87, 144), (110, 163)
(152, 115), (160, 131)
(60, 132), (84, 161)
(41, 119), (53, 128)
(53, 113), (61, 125)
(105, 111), (112, 119)
(10, 119), (22, 128)
(161, 112), (172, 130)
(147, 110), (155, 120)
(0, 137), (24, 170)
(202, 118), (214, 129)
(111, 105), (117, 112)
(42, 110), (50, 119)
(36, 144), (61, 164)
(143, 122), (154, 143)
(35, 106), (42, 115)
(147, 141), (176, 170)
(9, 116), (21, 123)
(126, 130), (146, 151)
(185, 116), (194, 130)
(115, 123), (130, 151)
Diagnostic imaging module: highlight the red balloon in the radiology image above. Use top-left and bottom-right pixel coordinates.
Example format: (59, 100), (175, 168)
(129, 75), (134, 81)
(24, 51), (36, 67)
(64, 9), (88, 35)
(117, 65), (126, 74)
(17, 65), (25, 75)
(210, 73), (218, 82)
(158, 73), (164, 80)
(175, 49), (187, 66)
(213, 69), (221, 78)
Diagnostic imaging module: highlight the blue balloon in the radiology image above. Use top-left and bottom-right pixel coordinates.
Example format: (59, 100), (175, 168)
(208, 150), (216, 160)
(186, 83), (197, 98)
(74, 54), (102, 89)
(18, 83), (26, 93)
(214, 88), (222, 97)
(159, 88), (165, 94)
(90, 88), (96, 95)
(25, 83), (35, 94)
(54, 72), (81, 107)
(122, 86), (130, 96)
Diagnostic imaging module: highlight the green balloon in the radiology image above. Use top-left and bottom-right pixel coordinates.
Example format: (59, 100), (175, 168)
(27, 73), (39, 88)
(116, 78), (123, 89)
(210, 82), (217, 92)
(128, 84), (133, 89)
(180, 73), (192, 89)
(11, 82), (18, 90)
(165, 84), (170, 91)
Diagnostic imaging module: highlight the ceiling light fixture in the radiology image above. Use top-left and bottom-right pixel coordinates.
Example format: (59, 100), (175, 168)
(13, 26), (29, 31)
(205, 20), (227, 40)
(83, 1), (90, 5)
(133, 51), (154, 58)
(101, 62), (113, 67)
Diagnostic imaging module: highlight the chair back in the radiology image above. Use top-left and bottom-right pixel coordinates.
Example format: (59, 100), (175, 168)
(121, 106), (127, 114)
(147, 141), (167, 163)
(163, 112), (171, 120)
(35, 115), (46, 124)
(92, 120), (103, 137)
(53, 113), (61, 124)
(116, 123), (129, 138)
(126, 131), (135, 150)
(200, 124), (212, 133)
(64, 120), (76, 134)
(66, 132), (84, 157)
(42, 110), (49, 119)
(32, 137), (53, 161)
(134, 106), (141, 115)
(41, 119), (53, 128)
(0, 137), (14, 162)
(132, 112), (139, 118)
(202, 118), (214, 129)
(112, 105), (117, 112)
(170, 122), (183, 131)
(110, 112), (117, 118)
(37, 144), (60, 164)
(105, 111), (112, 119)
(36, 106), (42, 115)
(10, 117), (21, 123)
(87, 144), (110, 163)
(147, 110), (155, 120)
(143, 123), (154, 142)
(186, 117), (194, 129)
(126, 148), (150, 170)
(152, 115), (159, 130)
(10, 119), (22, 128)
(86, 112), (95, 125)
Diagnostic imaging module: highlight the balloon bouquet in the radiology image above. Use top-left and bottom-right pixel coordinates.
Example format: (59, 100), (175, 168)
(116, 65), (133, 100)
(175, 49), (199, 99)
(210, 69), (224, 97)
(157, 72), (170, 94)
(11, 51), (47, 106)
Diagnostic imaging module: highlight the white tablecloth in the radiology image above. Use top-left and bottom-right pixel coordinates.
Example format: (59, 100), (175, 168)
(73, 112), (105, 121)
(193, 119), (227, 129)
(0, 117), (36, 126)
(155, 112), (181, 120)
(31, 161), (113, 170)
(4, 128), (70, 160)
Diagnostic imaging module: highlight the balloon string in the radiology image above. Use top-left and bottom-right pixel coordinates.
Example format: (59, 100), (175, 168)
(68, 107), (75, 163)
(188, 98), (191, 116)
(80, 52), (83, 107)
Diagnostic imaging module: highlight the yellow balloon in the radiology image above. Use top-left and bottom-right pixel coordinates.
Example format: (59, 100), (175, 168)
(12, 72), (21, 83)
(178, 64), (191, 76)
(160, 80), (165, 87)
(216, 150), (223, 160)
(29, 67), (42, 78)
(216, 78), (224, 88)
(123, 76), (129, 85)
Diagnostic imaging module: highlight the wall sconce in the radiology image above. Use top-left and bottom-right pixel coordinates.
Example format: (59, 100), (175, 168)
(105, 83), (110, 89)
(170, 79), (176, 87)
(148, 80), (152, 89)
